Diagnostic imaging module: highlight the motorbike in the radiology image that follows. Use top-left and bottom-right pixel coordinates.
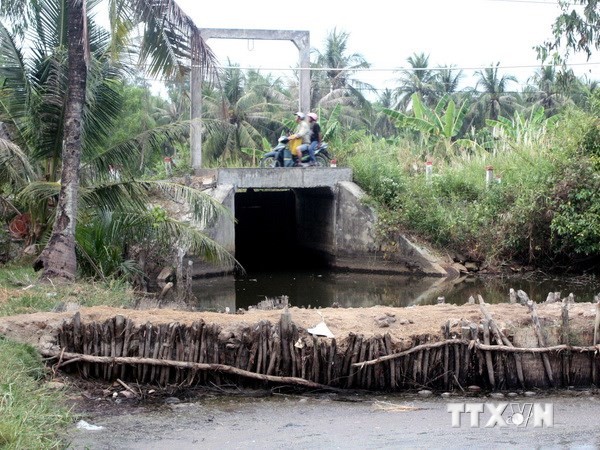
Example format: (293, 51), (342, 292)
(259, 136), (333, 168)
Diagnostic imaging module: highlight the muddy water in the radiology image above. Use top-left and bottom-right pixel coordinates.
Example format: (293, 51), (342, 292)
(188, 271), (600, 312)
(67, 392), (600, 449)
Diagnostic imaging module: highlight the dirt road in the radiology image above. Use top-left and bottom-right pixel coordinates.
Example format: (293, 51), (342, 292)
(66, 391), (600, 449)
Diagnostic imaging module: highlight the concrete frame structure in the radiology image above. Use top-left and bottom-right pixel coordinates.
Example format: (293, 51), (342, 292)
(191, 28), (311, 171)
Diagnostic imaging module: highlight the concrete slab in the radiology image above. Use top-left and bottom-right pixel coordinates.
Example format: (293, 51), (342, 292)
(206, 168), (353, 189)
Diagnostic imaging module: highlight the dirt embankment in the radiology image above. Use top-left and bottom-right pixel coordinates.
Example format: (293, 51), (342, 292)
(1, 302), (598, 350)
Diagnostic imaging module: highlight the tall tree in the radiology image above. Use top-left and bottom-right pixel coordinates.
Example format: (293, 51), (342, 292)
(432, 65), (464, 102)
(0, 0), (216, 282)
(393, 52), (436, 111)
(312, 28), (373, 118)
(524, 65), (570, 116)
(314, 28), (371, 93)
(473, 62), (518, 121)
(537, 0), (600, 63)
(201, 65), (289, 162)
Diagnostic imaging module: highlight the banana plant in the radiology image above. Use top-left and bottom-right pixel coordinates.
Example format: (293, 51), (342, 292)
(383, 93), (477, 159)
(486, 106), (558, 150)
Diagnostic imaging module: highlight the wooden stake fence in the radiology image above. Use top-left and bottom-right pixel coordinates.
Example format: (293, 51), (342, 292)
(44, 300), (600, 391)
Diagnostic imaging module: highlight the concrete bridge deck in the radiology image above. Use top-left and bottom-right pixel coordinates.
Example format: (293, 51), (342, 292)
(197, 167), (353, 189)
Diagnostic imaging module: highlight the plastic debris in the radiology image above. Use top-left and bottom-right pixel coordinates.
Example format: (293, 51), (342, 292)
(307, 321), (334, 338)
(76, 420), (104, 431)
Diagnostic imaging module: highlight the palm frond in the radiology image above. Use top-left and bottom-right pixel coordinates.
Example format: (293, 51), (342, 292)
(145, 180), (234, 228)
(80, 119), (191, 182)
(0, 137), (34, 187)
(130, 0), (217, 79)
(80, 180), (151, 212)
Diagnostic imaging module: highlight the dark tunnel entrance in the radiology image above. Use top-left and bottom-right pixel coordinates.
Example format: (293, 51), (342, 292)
(234, 188), (333, 272)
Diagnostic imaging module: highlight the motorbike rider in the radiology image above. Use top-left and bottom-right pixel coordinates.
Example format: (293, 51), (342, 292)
(288, 112), (311, 166)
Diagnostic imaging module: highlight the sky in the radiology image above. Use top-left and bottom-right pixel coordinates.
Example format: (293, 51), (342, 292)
(175, 0), (599, 95)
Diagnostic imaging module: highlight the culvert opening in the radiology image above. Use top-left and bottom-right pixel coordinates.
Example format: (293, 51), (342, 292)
(234, 188), (333, 272)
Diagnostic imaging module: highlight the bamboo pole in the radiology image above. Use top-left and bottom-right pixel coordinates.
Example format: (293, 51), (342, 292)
(327, 339), (336, 385)
(313, 337), (320, 383)
(561, 300), (571, 386)
(120, 318), (133, 380)
(593, 297), (600, 385)
(442, 321), (449, 390)
(384, 334), (396, 389)
(422, 347), (430, 385)
(347, 336), (362, 388)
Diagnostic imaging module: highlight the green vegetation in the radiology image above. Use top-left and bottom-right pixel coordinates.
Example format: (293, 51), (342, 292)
(0, 337), (71, 449)
(0, 264), (137, 449)
(335, 94), (600, 271)
(0, 265), (135, 316)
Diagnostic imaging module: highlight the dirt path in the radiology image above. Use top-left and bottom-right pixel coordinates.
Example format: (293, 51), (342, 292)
(1, 302), (598, 349)
(65, 391), (600, 449)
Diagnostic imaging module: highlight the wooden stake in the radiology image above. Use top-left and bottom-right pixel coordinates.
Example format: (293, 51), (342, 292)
(384, 334), (396, 389)
(479, 296), (524, 388)
(592, 296), (600, 385)
(527, 300), (555, 387)
(482, 320), (496, 389)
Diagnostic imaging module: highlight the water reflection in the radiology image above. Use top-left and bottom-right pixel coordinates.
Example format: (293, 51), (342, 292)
(189, 271), (600, 312)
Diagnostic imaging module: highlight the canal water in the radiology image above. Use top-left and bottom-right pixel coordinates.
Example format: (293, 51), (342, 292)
(189, 270), (600, 313)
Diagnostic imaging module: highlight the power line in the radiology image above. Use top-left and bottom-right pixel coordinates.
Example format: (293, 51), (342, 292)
(484, 0), (565, 4)
(201, 61), (600, 72)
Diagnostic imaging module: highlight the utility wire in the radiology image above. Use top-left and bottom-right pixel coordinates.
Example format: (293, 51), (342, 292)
(484, 0), (566, 4)
(197, 61), (600, 72)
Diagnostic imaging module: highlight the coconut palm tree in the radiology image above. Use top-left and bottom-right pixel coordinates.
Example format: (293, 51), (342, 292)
(473, 62), (518, 121)
(0, 0), (217, 282)
(313, 28), (371, 94)
(370, 88), (398, 139)
(310, 29), (374, 133)
(524, 65), (570, 116)
(393, 52), (436, 111)
(201, 65), (290, 163)
(432, 65), (464, 102)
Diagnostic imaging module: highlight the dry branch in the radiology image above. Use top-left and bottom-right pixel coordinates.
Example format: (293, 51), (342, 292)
(353, 339), (600, 368)
(40, 349), (339, 391)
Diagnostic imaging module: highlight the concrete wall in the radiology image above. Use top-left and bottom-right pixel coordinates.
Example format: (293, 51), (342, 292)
(190, 184), (237, 277)
(333, 181), (447, 276)
(295, 187), (336, 260)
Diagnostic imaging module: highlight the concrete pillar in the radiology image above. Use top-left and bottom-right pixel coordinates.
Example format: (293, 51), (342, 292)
(192, 29), (311, 172)
(485, 165), (494, 188)
(291, 33), (311, 114)
(425, 161), (433, 182)
(190, 34), (203, 170)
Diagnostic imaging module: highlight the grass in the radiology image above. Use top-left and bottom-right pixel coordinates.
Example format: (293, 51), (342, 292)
(0, 337), (72, 449)
(0, 262), (138, 449)
(0, 264), (135, 317)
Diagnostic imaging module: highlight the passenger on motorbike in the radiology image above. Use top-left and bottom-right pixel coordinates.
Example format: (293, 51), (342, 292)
(287, 112), (311, 166)
(300, 112), (321, 166)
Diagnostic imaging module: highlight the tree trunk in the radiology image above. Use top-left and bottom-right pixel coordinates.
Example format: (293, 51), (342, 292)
(34, 0), (87, 282)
